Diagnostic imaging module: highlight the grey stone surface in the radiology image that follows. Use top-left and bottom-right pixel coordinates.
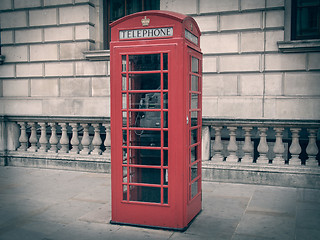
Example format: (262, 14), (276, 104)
(1, 166), (320, 240)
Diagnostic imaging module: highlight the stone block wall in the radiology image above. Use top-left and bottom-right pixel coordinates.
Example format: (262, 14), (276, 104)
(161, 0), (320, 120)
(0, 0), (319, 120)
(0, 0), (110, 117)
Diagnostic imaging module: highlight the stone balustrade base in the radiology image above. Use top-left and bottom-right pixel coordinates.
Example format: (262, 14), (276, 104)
(202, 161), (320, 189)
(0, 152), (111, 173)
(1, 152), (319, 189)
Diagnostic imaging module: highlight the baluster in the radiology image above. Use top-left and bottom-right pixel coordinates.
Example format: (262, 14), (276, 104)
(103, 123), (111, 156)
(306, 128), (319, 166)
(49, 123), (59, 153)
(226, 127), (238, 163)
(289, 128), (302, 165)
(202, 126), (211, 161)
(257, 127), (269, 164)
(211, 126), (223, 162)
(70, 123), (80, 154)
(242, 127), (253, 164)
(80, 123), (91, 155)
(38, 122), (48, 152)
(91, 123), (102, 155)
(273, 128), (285, 165)
(28, 122), (38, 152)
(17, 122), (28, 151)
(58, 123), (69, 153)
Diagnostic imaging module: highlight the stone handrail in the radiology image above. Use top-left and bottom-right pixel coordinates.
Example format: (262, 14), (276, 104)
(1, 116), (319, 174)
(1, 115), (110, 158)
(201, 118), (320, 167)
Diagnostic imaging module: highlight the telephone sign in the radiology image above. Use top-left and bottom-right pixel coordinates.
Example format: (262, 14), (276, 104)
(110, 10), (202, 231)
(119, 27), (173, 39)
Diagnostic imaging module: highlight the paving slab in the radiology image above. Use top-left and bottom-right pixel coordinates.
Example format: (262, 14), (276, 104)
(234, 212), (296, 240)
(1, 166), (320, 240)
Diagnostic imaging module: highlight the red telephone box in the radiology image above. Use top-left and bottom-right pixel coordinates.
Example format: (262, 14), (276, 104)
(110, 10), (202, 231)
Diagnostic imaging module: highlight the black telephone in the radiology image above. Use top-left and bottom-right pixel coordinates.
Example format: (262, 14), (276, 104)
(138, 92), (162, 129)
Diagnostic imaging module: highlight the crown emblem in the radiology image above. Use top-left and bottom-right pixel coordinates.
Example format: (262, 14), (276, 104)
(141, 16), (150, 26)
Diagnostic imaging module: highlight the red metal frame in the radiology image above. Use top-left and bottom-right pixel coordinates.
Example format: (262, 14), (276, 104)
(110, 10), (202, 230)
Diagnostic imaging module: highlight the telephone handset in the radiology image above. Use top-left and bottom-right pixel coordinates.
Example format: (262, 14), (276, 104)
(135, 88), (166, 134)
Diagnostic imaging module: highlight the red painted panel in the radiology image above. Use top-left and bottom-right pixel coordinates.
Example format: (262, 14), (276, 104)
(110, 10), (202, 230)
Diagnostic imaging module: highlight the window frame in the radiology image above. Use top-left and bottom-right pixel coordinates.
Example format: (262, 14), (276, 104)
(291, 0), (320, 40)
(278, 0), (320, 52)
(105, 0), (160, 49)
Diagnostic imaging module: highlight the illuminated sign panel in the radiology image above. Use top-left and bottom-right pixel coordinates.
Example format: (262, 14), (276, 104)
(185, 29), (198, 45)
(119, 27), (173, 39)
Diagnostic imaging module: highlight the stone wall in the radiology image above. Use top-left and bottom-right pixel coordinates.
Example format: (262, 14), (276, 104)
(0, 0), (319, 120)
(162, 0), (320, 120)
(0, 0), (109, 117)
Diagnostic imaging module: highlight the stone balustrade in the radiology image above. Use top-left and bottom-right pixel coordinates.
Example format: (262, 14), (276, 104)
(1, 116), (319, 186)
(14, 118), (110, 156)
(202, 119), (320, 167)
(0, 116), (111, 172)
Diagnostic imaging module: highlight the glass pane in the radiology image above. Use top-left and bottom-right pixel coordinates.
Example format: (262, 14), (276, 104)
(122, 74), (126, 90)
(164, 150), (168, 166)
(122, 130), (127, 146)
(191, 75), (198, 91)
(191, 179), (199, 199)
(129, 130), (161, 147)
(129, 130), (141, 146)
(127, 149), (162, 166)
(163, 169), (168, 185)
(128, 148), (139, 164)
(297, 0), (319, 7)
(129, 92), (161, 109)
(191, 146), (197, 163)
(122, 93), (127, 109)
(130, 111), (161, 128)
(129, 73), (161, 90)
(163, 187), (168, 204)
(191, 111), (198, 127)
(191, 129), (198, 145)
(129, 167), (161, 184)
(132, 149), (161, 166)
(130, 186), (161, 203)
(163, 111), (168, 128)
(110, 0), (125, 21)
(127, 0), (142, 14)
(294, 0), (320, 39)
(144, 0), (160, 10)
(123, 184), (127, 200)
(122, 148), (127, 164)
(191, 93), (198, 109)
(163, 73), (168, 89)
(163, 92), (168, 109)
(164, 131), (168, 147)
(192, 57), (199, 73)
(122, 111), (127, 127)
(191, 163), (198, 181)
(163, 53), (168, 70)
(122, 55), (126, 72)
(123, 166), (127, 182)
(129, 54), (161, 71)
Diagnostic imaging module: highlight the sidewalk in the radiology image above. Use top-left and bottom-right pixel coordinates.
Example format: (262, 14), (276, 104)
(0, 166), (319, 240)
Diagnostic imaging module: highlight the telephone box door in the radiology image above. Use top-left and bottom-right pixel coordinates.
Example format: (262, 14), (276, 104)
(186, 47), (202, 223)
(111, 44), (187, 229)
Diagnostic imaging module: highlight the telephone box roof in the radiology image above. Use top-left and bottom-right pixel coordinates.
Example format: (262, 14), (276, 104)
(110, 10), (197, 28)
(110, 10), (201, 45)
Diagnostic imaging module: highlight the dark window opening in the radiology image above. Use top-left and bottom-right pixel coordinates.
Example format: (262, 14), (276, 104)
(105, 0), (160, 49)
(291, 0), (320, 40)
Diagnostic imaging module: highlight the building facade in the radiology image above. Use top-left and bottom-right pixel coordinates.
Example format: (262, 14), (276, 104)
(0, 0), (319, 187)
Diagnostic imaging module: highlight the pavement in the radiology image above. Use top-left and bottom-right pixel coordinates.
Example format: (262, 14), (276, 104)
(0, 166), (319, 240)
